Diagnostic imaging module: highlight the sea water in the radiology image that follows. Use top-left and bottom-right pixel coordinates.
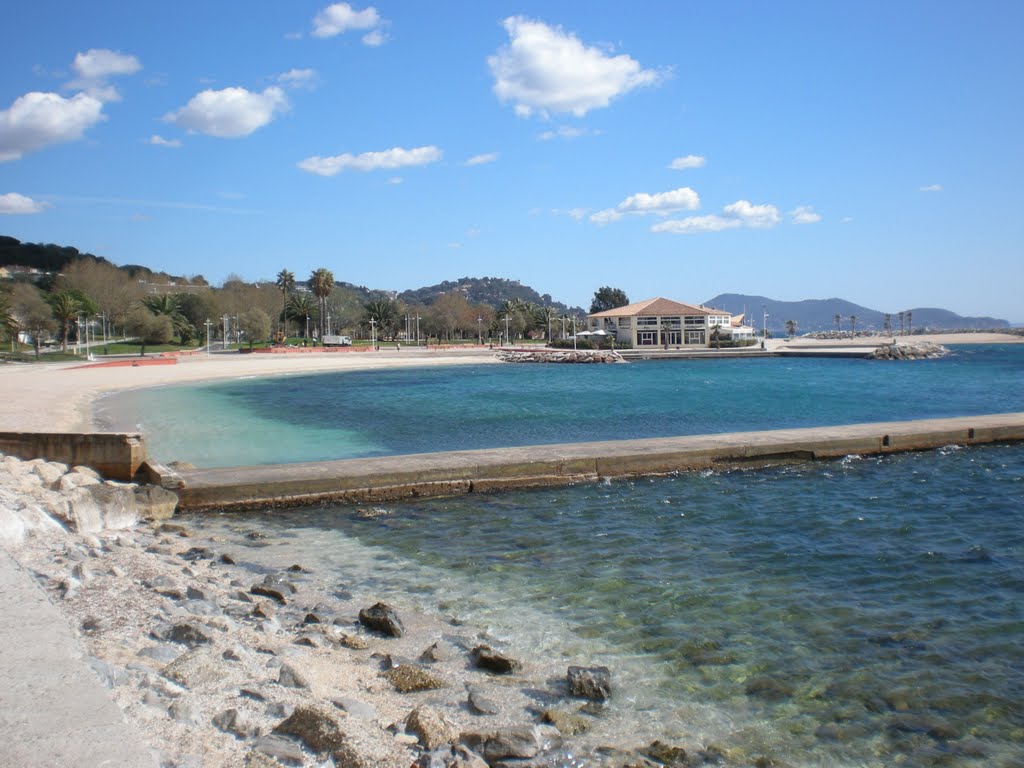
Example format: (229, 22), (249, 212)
(186, 444), (1024, 766)
(104, 344), (1024, 467)
(110, 344), (1024, 765)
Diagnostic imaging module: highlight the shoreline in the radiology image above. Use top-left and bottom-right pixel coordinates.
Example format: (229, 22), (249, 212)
(1, 333), (1019, 436)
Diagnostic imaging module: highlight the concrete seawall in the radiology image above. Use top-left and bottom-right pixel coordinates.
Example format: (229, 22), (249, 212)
(149, 413), (1024, 512)
(0, 431), (145, 481)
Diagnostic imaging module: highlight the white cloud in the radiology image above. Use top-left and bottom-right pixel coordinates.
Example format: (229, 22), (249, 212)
(723, 200), (780, 228)
(790, 205), (822, 224)
(919, 183), (943, 192)
(538, 125), (597, 141)
(652, 199), (781, 234)
(488, 16), (662, 118)
(669, 154), (706, 170)
(312, 3), (384, 43)
(72, 49), (141, 80)
(840, 216), (854, 223)
(465, 152), (498, 166)
(0, 91), (105, 162)
(551, 207), (588, 221)
(278, 68), (317, 90)
(387, 176), (403, 185)
(149, 134), (181, 148)
(0, 193), (48, 214)
(591, 187), (700, 225)
(163, 86), (288, 138)
(66, 49), (141, 101)
(297, 145), (443, 176)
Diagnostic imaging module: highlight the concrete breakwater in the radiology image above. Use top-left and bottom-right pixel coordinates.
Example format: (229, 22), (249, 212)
(495, 349), (625, 363)
(152, 413), (1024, 513)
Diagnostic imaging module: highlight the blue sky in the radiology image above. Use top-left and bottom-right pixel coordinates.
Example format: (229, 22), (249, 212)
(2, 2), (1022, 320)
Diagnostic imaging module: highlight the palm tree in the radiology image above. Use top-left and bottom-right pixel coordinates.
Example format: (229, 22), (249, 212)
(849, 315), (857, 337)
(833, 313), (842, 337)
(364, 299), (398, 340)
(883, 313), (892, 336)
(534, 306), (558, 341)
(49, 291), (82, 352)
(286, 293), (315, 338)
(905, 310), (912, 335)
(141, 294), (193, 341)
(275, 269), (296, 335)
(309, 268), (335, 338)
(785, 319), (797, 338)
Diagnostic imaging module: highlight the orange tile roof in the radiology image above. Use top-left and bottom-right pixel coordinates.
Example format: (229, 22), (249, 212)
(589, 297), (727, 318)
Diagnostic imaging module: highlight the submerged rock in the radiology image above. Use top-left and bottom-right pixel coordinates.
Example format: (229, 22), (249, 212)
(567, 665), (612, 701)
(471, 644), (522, 675)
(382, 664), (448, 693)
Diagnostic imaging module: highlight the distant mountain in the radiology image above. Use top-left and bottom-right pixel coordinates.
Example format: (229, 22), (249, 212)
(705, 293), (1009, 334)
(398, 276), (584, 314)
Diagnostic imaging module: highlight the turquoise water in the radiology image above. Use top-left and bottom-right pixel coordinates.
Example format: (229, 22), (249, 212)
(189, 444), (1024, 766)
(105, 344), (1024, 467)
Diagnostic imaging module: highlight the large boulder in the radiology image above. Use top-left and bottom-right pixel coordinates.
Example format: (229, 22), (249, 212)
(135, 485), (178, 520)
(406, 705), (459, 749)
(567, 665), (612, 702)
(358, 602), (405, 637)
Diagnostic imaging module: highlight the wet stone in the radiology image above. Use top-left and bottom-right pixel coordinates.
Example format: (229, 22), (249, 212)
(567, 665), (612, 702)
(358, 602), (405, 637)
(382, 664), (448, 693)
(468, 688), (500, 715)
(471, 644), (522, 675)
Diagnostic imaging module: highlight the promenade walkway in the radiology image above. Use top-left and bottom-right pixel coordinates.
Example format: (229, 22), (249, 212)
(0, 549), (156, 767)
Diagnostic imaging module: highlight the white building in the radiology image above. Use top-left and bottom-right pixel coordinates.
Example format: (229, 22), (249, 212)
(588, 297), (739, 348)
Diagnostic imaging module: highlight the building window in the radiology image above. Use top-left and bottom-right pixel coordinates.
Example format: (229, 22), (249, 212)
(619, 318), (631, 328)
(686, 330), (706, 345)
(637, 316), (658, 328)
(638, 331), (657, 345)
(684, 316), (705, 327)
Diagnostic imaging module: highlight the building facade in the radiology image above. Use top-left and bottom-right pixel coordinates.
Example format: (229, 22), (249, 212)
(588, 297), (737, 348)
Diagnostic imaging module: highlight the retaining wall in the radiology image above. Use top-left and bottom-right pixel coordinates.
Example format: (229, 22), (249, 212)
(0, 432), (146, 481)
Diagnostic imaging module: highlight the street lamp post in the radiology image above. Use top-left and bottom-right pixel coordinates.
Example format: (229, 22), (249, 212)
(369, 318), (377, 350)
(572, 316), (577, 351)
(304, 314), (310, 341)
(504, 314), (510, 347)
(762, 307), (769, 350)
(204, 319), (212, 356)
(477, 316), (482, 345)
(222, 315), (229, 350)
(415, 315), (421, 345)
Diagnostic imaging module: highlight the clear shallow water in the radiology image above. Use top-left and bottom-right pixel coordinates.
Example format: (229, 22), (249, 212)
(189, 444), (1024, 766)
(106, 344), (1024, 467)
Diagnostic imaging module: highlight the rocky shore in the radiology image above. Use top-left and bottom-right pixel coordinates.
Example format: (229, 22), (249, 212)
(0, 454), (711, 768)
(495, 349), (626, 364)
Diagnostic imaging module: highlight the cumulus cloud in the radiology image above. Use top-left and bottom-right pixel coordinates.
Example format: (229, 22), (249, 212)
(149, 134), (181, 148)
(278, 68), (318, 90)
(669, 154), (706, 170)
(465, 152), (498, 166)
(919, 183), (943, 192)
(0, 91), (105, 162)
(590, 187), (700, 225)
(66, 48), (141, 101)
(551, 207), (588, 221)
(0, 193), (48, 214)
(297, 145), (442, 176)
(312, 3), (386, 45)
(163, 86), (288, 138)
(538, 125), (598, 141)
(790, 205), (822, 224)
(488, 16), (662, 118)
(652, 199), (781, 234)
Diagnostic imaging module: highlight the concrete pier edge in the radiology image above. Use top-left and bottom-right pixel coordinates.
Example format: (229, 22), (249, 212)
(155, 412), (1024, 512)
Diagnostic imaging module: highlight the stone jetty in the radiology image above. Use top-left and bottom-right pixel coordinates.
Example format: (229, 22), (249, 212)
(869, 342), (948, 360)
(495, 348), (626, 363)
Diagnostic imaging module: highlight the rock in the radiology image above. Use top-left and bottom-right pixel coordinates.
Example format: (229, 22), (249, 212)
(461, 726), (543, 762)
(72, 465), (102, 480)
(86, 484), (139, 529)
(420, 640), (457, 663)
(382, 664), (448, 693)
(166, 622), (213, 648)
(541, 709), (590, 736)
(252, 736), (305, 766)
(251, 574), (297, 604)
(278, 662), (310, 689)
(161, 648), (224, 689)
(744, 676), (794, 701)
(414, 745), (489, 768)
(179, 546), (216, 562)
(641, 741), (689, 766)
(252, 601), (277, 619)
(88, 658), (127, 688)
(213, 708), (262, 740)
(567, 665), (612, 701)
(406, 705), (459, 749)
(331, 697), (376, 721)
(467, 688), (500, 715)
(887, 714), (960, 741)
(63, 487), (104, 533)
(138, 644), (182, 664)
(168, 699), (205, 725)
(60, 471), (101, 492)
(133, 484), (179, 520)
(359, 602), (405, 637)
(273, 704), (348, 754)
(341, 634), (370, 650)
(33, 461), (67, 488)
(471, 645), (521, 675)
